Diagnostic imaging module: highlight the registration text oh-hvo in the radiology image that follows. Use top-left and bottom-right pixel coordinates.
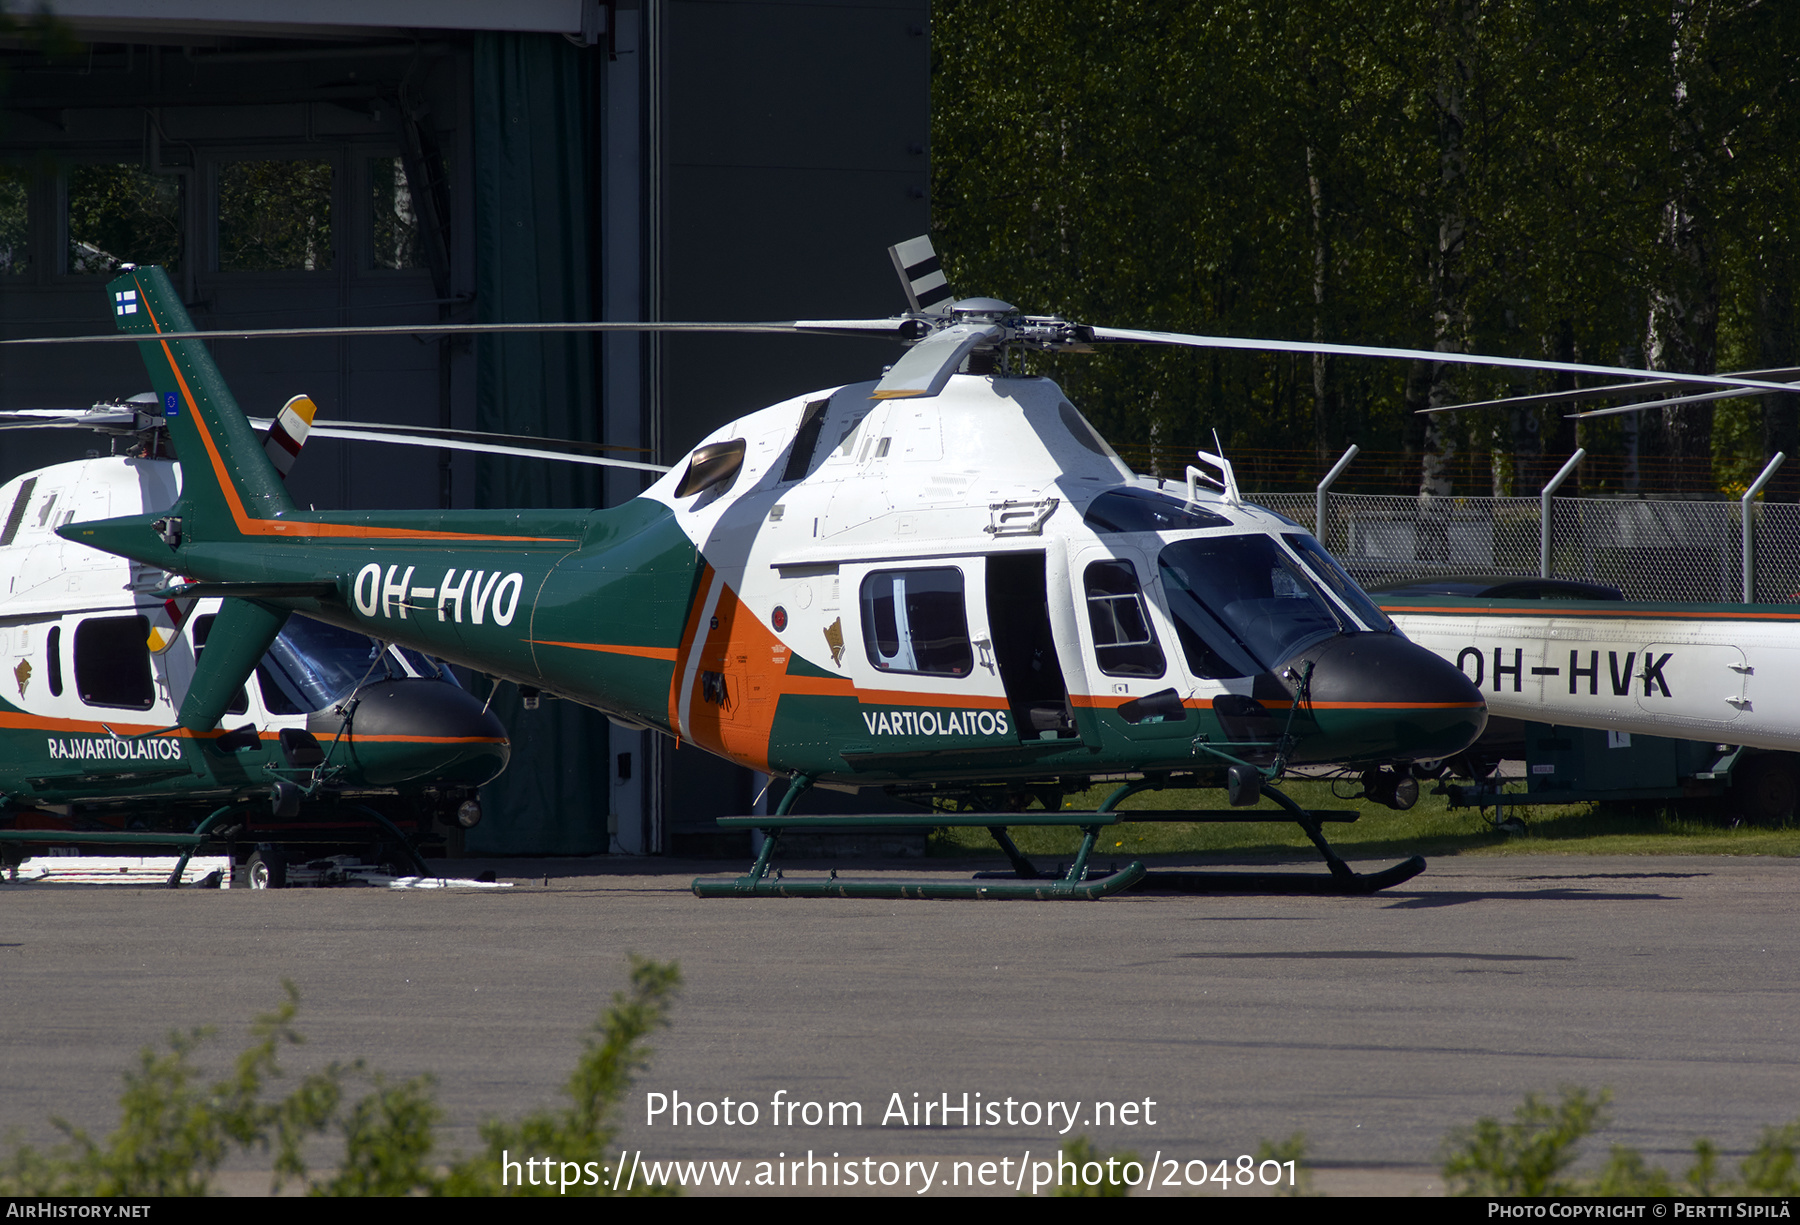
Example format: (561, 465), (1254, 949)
(353, 563), (524, 626)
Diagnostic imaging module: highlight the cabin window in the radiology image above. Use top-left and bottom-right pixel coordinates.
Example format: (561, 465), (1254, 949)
(675, 439), (746, 499)
(859, 568), (972, 677)
(191, 614), (250, 716)
(45, 625), (62, 697)
(260, 614), (394, 712)
(1084, 560), (1165, 678)
(256, 665), (305, 716)
(74, 616), (154, 710)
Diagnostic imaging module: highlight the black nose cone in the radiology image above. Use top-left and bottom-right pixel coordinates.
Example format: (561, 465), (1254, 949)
(1278, 632), (1486, 763)
(307, 678), (511, 786)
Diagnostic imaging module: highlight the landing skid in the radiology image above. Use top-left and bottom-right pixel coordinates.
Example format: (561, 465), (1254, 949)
(977, 813), (1425, 896)
(1140, 856), (1426, 895)
(691, 778), (1424, 900)
(1084, 777), (1428, 896)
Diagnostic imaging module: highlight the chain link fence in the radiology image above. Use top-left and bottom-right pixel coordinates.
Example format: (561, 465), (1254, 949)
(1251, 490), (1800, 603)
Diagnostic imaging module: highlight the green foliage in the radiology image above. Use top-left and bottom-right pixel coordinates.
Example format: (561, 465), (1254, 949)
(1739, 1122), (1800, 1195)
(312, 1075), (441, 1198)
(1445, 1087), (1800, 1197)
(218, 159), (334, 272)
(1, 957), (681, 1198)
(438, 955), (682, 1196)
(1441, 1086), (1609, 1196)
(1255, 1132), (1316, 1197)
(1594, 1146), (1675, 1197)
(66, 165), (183, 275)
(932, 0), (1800, 494)
(1, 982), (341, 1196)
(1051, 1136), (1137, 1198)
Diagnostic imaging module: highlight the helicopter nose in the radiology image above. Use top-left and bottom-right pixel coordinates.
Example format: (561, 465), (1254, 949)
(1278, 631), (1486, 764)
(306, 678), (512, 786)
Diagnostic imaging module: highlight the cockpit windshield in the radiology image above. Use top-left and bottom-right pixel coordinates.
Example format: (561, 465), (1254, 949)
(1283, 533), (1394, 632)
(256, 615), (454, 715)
(1157, 535), (1342, 677)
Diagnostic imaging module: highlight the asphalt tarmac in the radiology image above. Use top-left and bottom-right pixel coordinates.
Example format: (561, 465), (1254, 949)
(1, 850), (1796, 1196)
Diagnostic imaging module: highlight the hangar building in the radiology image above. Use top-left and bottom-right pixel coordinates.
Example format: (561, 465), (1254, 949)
(0, 0), (930, 854)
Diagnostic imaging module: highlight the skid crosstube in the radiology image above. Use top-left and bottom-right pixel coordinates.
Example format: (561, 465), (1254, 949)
(690, 794), (1426, 900)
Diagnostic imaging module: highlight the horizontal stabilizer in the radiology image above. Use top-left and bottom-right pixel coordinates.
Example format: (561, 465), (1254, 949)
(263, 394), (317, 479)
(154, 580), (339, 601)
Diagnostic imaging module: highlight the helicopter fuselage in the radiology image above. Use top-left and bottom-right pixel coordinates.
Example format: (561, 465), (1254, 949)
(55, 264), (1490, 812)
(75, 368), (1487, 793)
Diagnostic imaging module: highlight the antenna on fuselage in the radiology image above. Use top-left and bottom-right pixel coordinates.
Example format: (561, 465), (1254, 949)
(1189, 429), (1242, 507)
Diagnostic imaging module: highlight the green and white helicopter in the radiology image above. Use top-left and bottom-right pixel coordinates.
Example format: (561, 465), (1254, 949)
(0, 396), (512, 886)
(24, 240), (1792, 897)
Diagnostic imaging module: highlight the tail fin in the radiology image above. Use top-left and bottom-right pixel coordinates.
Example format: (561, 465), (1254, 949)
(107, 266), (295, 534)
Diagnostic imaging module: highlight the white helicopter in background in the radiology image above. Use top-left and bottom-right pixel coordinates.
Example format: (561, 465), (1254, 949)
(1372, 368), (1800, 824)
(0, 395), (558, 884)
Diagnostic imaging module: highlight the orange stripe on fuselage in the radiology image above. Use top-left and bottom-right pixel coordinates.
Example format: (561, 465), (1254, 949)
(534, 640), (680, 662)
(138, 279), (572, 545)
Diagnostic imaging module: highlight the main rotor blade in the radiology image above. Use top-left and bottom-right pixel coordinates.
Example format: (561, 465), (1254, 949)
(1432, 365), (1800, 414)
(0, 318), (914, 347)
(0, 408), (665, 466)
(1566, 381), (1800, 420)
(303, 420), (656, 455)
(872, 322), (1004, 399)
(1085, 327), (1800, 402)
(296, 424), (672, 472)
(0, 409), (138, 431)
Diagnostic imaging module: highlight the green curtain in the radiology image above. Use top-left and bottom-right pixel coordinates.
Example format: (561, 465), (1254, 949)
(469, 31), (609, 855)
